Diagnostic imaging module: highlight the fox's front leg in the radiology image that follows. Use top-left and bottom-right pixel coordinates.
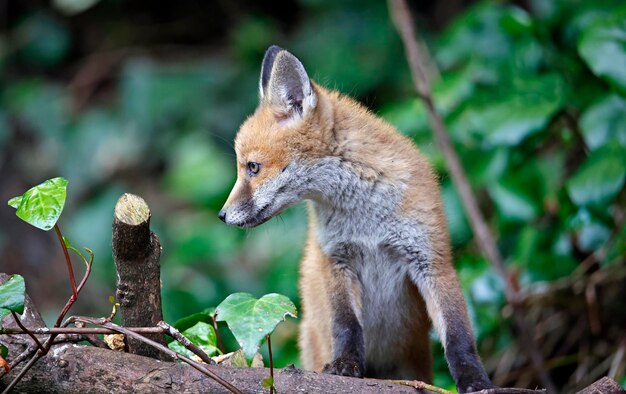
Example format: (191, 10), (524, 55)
(322, 242), (365, 378)
(410, 261), (495, 393)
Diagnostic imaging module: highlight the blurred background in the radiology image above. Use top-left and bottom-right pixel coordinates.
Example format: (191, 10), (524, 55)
(1, 0), (625, 392)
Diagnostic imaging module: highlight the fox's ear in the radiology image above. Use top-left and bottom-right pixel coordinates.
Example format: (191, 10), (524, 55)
(260, 45), (282, 97)
(260, 46), (316, 119)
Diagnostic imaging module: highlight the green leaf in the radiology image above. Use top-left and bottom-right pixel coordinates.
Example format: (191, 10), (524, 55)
(52, 0), (101, 16)
(168, 322), (219, 358)
(15, 12), (71, 68)
(566, 145), (626, 207)
(7, 196), (22, 209)
(0, 309), (10, 327)
(216, 293), (297, 365)
(578, 16), (626, 95)
(163, 135), (235, 206)
(489, 180), (540, 222)
(0, 344), (7, 359)
(437, 4), (526, 68)
(172, 308), (215, 334)
(7, 177), (68, 231)
(0, 275), (26, 315)
(568, 208), (613, 253)
(469, 75), (565, 147)
(580, 94), (626, 150)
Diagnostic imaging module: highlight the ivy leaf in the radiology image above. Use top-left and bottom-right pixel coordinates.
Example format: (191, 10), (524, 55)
(168, 322), (219, 358)
(7, 177), (68, 231)
(173, 308), (215, 333)
(215, 293), (297, 365)
(566, 145), (626, 207)
(0, 275), (26, 319)
(580, 94), (626, 151)
(578, 17), (626, 95)
(469, 75), (565, 147)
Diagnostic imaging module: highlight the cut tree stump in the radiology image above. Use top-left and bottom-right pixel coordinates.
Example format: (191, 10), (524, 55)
(112, 193), (171, 361)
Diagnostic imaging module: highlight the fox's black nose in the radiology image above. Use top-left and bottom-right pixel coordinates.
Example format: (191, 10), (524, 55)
(218, 209), (227, 222)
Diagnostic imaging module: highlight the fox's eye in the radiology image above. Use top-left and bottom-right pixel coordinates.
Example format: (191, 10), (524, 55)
(247, 162), (261, 176)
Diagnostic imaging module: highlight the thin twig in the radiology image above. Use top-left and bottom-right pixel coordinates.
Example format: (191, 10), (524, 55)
(157, 321), (215, 365)
(469, 388), (547, 394)
(54, 224), (78, 299)
(387, 1), (557, 392)
(0, 326), (165, 335)
(7, 346), (37, 372)
(72, 317), (242, 394)
(389, 379), (453, 394)
(212, 314), (226, 354)
(10, 312), (44, 353)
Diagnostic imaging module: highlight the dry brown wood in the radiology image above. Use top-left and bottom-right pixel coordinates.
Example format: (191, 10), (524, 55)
(112, 193), (171, 361)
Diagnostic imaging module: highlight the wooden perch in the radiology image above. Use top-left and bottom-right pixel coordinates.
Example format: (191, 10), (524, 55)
(112, 193), (170, 361)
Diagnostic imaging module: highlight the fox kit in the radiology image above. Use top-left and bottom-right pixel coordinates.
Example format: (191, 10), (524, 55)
(219, 46), (494, 393)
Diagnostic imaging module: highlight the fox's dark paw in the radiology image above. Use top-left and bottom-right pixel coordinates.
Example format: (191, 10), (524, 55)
(322, 356), (363, 378)
(457, 378), (497, 393)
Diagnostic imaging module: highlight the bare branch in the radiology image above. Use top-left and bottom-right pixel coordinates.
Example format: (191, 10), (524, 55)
(10, 312), (43, 353)
(157, 320), (215, 365)
(0, 326), (165, 335)
(71, 316), (243, 394)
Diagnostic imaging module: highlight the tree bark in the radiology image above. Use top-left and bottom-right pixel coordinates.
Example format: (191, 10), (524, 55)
(112, 193), (170, 361)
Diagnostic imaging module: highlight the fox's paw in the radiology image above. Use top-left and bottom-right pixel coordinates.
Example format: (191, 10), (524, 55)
(322, 356), (363, 378)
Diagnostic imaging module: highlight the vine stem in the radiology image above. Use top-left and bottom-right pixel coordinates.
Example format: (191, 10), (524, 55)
(54, 242), (92, 328)
(212, 314), (226, 354)
(54, 224), (78, 299)
(267, 334), (275, 394)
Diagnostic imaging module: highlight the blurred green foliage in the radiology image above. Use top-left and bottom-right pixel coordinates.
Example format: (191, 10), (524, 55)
(1, 0), (625, 391)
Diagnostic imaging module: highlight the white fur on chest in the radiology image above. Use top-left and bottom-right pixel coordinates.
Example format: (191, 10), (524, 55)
(304, 158), (432, 369)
